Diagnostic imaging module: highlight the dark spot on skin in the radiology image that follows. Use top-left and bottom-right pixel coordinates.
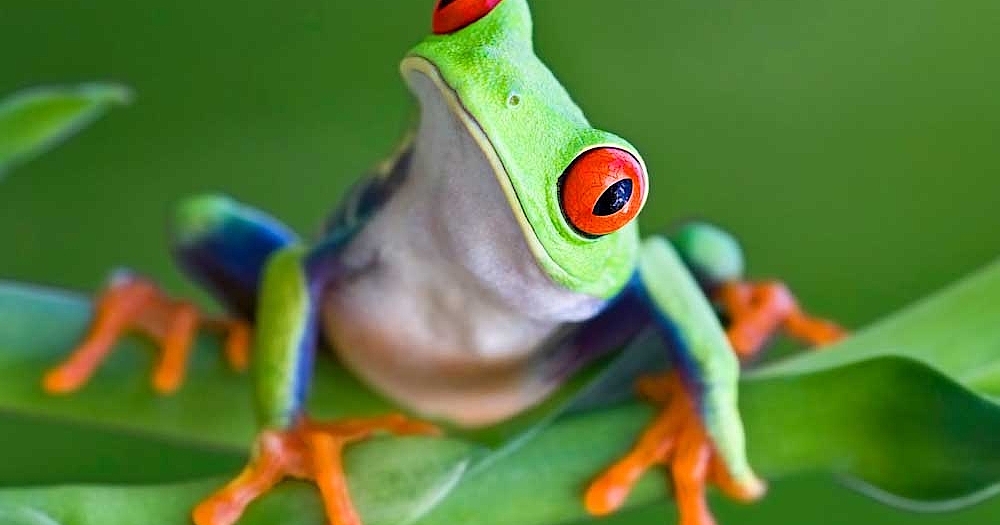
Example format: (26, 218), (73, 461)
(593, 179), (633, 216)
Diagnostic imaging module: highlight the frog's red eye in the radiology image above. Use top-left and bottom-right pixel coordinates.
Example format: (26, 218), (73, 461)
(433, 0), (504, 34)
(559, 148), (647, 237)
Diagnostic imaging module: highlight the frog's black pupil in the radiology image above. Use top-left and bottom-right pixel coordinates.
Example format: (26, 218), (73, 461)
(437, 0), (459, 9)
(593, 179), (633, 217)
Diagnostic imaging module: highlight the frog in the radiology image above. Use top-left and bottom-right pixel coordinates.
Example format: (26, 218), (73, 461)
(41, 1), (845, 524)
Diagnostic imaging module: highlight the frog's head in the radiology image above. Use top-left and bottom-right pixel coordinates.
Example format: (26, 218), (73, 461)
(402, 0), (647, 300)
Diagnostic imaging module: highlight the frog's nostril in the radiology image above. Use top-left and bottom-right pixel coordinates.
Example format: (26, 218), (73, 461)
(559, 147), (647, 237)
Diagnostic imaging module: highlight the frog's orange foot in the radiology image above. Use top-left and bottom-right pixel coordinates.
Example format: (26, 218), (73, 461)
(42, 273), (250, 395)
(715, 281), (847, 360)
(585, 373), (765, 525)
(192, 414), (442, 525)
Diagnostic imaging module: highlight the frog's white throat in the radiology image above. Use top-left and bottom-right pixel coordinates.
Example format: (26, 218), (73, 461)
(319, 58), (603, 427)
(395, 56), (604, 322)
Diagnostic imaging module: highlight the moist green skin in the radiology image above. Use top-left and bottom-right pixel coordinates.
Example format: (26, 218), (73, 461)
(407, 0), (644, 300)
(403, 0), (756, 491)
(224, 0), (758, 507)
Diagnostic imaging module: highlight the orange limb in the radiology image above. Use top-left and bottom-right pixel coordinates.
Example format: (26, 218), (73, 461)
(42, 274), (250, 395)
(585, 373), (764, 525)
(714, 281), (847, 361)
(192, 414), (442, 525)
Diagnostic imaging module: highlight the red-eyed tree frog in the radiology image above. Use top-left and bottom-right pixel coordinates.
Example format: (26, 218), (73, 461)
(42, 1), (845, 524)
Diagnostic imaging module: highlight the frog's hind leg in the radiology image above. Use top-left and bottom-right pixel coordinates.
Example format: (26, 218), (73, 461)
(669, 221), (846, 360)
(43, 195), (296, 395)
(170, 194), (299, 318)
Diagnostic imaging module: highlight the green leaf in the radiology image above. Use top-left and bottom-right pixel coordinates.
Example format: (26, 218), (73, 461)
(0, 437), (475, 525)
(414, 358), (1000, 525)
(3, 357), (998, 525)
(0, 261), (999, 524)
(0, 84), (131, 177)
(748, 259), (1000, 396)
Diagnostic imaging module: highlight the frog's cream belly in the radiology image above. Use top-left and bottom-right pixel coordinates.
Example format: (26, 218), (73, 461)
(323, 299), (559, 428)
(319, 229), (602, 428)
(318, 240), (595, 428)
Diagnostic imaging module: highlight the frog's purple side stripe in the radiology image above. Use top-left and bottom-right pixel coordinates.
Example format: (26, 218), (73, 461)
(545, 273), (712, 407)
(169, 195), (297, 319)
(545, 220), (747, 385)
(322, 146), (412, 235)
(544, 274), (651, 382)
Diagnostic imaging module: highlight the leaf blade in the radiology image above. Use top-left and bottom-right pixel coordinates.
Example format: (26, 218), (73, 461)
(0, 84), (131, 177)
(748, 259), (1000, 396)
(2, 260), (1000, 523)
(0, 437), (477, 525)
(9, 355), (999, 525)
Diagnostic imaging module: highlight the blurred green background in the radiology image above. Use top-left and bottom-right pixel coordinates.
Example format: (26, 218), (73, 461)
(2, 0), (999, 523)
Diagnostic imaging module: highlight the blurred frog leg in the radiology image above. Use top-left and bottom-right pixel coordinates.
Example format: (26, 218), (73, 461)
(586, 237), (764, 525)
(670, 221), (846, 361)
(716, 281), (847, 360)
(43, 195), (294, 395)
(171, 194), (299, 319)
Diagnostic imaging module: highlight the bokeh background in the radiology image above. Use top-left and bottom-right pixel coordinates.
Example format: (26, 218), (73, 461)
(2, 0), (999, 523)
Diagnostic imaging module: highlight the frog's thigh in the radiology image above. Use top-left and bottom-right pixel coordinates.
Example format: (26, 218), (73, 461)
(170, 194), (298, 318)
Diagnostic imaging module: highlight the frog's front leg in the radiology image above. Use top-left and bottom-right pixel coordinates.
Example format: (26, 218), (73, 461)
(585, 238), (765, 525)
(192, 242), (439, 525)
(670, 222), (846, 360)
(43, 195), (295, 394)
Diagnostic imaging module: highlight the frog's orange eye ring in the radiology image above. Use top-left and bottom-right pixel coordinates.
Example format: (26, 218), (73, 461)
(433, 0), (504, 34)
(559, 148), (647, 237)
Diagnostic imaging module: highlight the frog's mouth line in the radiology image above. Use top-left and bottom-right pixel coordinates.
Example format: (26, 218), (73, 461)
(399, 55), (573, 289)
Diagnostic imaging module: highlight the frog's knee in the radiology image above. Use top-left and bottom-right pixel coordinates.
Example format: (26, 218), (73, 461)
(170, 194), (238, 247)
(669, 221), (745, 286)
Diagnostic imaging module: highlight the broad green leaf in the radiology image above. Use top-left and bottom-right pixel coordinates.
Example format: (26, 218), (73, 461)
(0, 260), (999, 523)
(749, 259), (1000, 396)
(0, 84), (131, 177)
(2, 357), (999, 525)
(0, 411), (243, 487)
(415, 357), (1000, 525)
(0, 437), (475, 525)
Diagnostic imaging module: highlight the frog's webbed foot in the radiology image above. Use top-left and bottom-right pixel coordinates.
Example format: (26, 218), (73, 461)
(42, 273), (250, 395)
(715, 281), (846, 361)
(192, 414), (442, 525)
(585, 372), (765, 525)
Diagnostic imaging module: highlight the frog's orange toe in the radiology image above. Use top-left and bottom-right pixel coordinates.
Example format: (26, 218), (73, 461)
(716, 281), (847, 360)
(194, 414), (441, 525)
(42, 274), (251, 395)
(585, 460), (652, 515)
(193, 432), (286, 525)
(586, 372), (762, 525)
(42, 365), (87, 394)
(709, 453), (767, 503)
(785, 313), (847, 347)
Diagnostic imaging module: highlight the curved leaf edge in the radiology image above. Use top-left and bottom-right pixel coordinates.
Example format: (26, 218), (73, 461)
(747, 258), (1000, 393)
(0, 83), (132, 176)
(3, 354), (999, 525)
